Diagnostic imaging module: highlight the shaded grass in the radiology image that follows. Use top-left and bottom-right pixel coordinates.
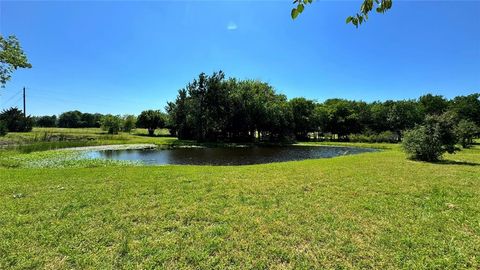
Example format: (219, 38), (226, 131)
(0, 143), (479, 269)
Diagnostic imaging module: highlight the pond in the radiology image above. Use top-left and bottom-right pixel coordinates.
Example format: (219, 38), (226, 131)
(85, 145), (377, 166)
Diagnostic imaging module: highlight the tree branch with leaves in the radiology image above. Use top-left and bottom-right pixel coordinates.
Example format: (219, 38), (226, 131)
(0, 35), (32, 87)
(291, 0), (393, 27)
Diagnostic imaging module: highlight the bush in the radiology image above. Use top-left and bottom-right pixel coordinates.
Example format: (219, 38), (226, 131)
(0, 107), (33, 132)
(455, 120), (479, 148)
(101, 115), (123, 134)
(0, 121), (7, 136)
(402, 114), (457, 162)
(349, 131), (398, 143)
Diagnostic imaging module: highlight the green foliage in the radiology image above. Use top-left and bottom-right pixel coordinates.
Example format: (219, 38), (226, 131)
(34, 115), (57, 127)
(402, 114), (457, 162)
(167, 72), (295, 142)
(386, 100), (423, 140)
(166, 74), (479, 144)
(122, 115), (137, 133)
(449, 93), (480, 126)
(289, 97), (317, 140)
(0, 121), (7, 136)
(58, 111), (103, 128)
(0, 35), (32, 87)
(137, 110), (166, 136)
(292, 0), (392, 27)
(419, 94), (449, 116)
(101, 114), (123, 134)
(349, 130), (397, 143)
(0, 107), (33, 132)
(455, 119), (479, 148)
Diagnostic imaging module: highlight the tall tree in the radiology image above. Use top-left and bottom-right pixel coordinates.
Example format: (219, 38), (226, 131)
(289, 97), (317, 140)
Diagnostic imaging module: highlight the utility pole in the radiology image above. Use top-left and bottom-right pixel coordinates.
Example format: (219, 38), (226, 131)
(23, 87), (26, 117)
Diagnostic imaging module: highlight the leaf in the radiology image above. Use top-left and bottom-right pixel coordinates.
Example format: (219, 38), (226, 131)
(297, 4), (304, 13)
(346, 16), (353, 24)
(291, 8), (300, 19)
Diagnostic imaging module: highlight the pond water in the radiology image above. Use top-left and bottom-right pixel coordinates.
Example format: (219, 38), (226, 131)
(85, 145), (376, 166)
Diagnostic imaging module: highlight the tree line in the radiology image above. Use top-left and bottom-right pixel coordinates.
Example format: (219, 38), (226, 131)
(166, 71), (480, 144)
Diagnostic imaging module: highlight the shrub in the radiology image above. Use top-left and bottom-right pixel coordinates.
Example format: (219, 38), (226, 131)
(101, 115), (123, 134)
(0, 107), (33, 132)
(349, 130), (398, 143)
(455, 120), (479, 148)
(0, 121), (7, 136)
(402, 114), (457, 162)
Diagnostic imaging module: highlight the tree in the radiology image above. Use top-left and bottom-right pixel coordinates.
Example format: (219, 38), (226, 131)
(0, 107), (33, 132)
(449, 94), (480, 126)
(123, 115), (137, 133)
(137, 110), (166, 136)
(291, 0), (393, 27)
(101, 115), (123, 134)
(35, 115), (57, 127)
(289, 97), (317, 140)
(386, 100), (423, 141)
(58, 111), (82, 128)
(455, 120), (479, 148)
(402, 113), (457, 162)
(167, 72), (297, 142)
(419, 94), (449, 116)
(0, 35), (32, 87)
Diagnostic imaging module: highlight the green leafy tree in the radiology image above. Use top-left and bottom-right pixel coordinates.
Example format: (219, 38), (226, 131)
(419, 94), (449, 116)
(289, 97), (317, 140)
(137, 110), (166, 136)
(387, 100), (423, 141)
(0, 35), (32, 87)
(101, 115), (123, 134)
(402, 113), (457, 162)
(57, 111), (103, 128)
(291, 0), (393, 27)
(0, 107), (33, 132)
(58, 111), (82, 128)
(449, 93), (480, 126)
(455, 120), (479, 148)
(35, 115), (57, 127)
(123, 115), (137, 133)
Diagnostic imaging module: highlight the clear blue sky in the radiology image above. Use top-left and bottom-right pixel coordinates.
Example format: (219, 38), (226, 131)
(0, 0), (479, 116)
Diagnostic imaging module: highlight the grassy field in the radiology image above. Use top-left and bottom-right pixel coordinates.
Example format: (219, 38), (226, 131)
(0, 128), (479, 269)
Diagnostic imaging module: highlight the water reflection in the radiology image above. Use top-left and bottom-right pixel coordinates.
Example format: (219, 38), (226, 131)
(85, 146), (376, 166)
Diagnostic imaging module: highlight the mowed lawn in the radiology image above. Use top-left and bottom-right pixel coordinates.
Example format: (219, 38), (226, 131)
(0, 138), (479, 268)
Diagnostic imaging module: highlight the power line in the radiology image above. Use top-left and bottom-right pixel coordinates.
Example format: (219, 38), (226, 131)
(0, 90), (22, 108)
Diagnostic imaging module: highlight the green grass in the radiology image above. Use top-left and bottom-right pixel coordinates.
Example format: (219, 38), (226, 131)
(1, 127), (177, 153)
(0, 129), (479, 269)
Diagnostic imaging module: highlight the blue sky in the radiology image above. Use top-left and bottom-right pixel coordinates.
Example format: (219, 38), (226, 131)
(0, 0), (479, 116)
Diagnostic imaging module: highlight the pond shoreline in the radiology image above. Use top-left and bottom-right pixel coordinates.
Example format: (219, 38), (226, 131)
(59, 144), (158, 151)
